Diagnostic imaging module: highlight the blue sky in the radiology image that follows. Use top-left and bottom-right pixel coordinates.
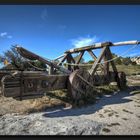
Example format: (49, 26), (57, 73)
(0, 5), (140, 67)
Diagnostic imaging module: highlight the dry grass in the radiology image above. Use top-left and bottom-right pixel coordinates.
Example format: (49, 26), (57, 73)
(0, 85), (119, 115)
(115, 65), (140, 76)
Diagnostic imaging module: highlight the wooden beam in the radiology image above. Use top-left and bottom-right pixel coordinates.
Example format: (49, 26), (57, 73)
(53, 54), (66, 61)
(87, 50), (97, 60)
(57, 53), (68, 66)
(88, 46), (107, 76)
(67, 54), (72, 71)
(103, 47), (110, 83)
(87, 49), (104, 70)
(107, 47), (118, 73)
(48, 64), (54, 75)
(76, 51), (85, 64)
(65, 42), (112, 53)
(16, 47), (71, 74)
(65, 40), (140, 54)
(1, 73), (69, 98)
(68, 53), (76, 63)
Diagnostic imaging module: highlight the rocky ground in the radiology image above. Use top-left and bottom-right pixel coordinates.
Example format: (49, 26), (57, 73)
(0, 75), (140, 135)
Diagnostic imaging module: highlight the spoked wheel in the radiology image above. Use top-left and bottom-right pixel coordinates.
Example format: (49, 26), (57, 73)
(67, 69), (96, 102)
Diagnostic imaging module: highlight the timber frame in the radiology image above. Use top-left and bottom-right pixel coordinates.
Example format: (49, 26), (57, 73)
(0, 40), (139, 100)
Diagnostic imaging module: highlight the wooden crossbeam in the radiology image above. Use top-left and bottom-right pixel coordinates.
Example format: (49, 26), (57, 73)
(87, 50), (97, 60)
(57, 54), (68, 66)
(76, 51), (85, 64)
(88, 46), (108, 76)
(87, 49), (104, 70)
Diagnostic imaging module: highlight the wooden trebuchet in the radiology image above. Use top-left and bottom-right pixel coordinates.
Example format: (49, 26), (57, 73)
(0, 40), (139, 101)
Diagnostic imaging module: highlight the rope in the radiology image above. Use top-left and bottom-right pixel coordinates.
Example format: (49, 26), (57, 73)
(63, 44), (140, 66)
(26, 60), (46, 71)
(21, 57), (46, 71)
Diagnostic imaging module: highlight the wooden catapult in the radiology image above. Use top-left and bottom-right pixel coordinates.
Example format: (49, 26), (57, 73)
(0, 40), (139, 101)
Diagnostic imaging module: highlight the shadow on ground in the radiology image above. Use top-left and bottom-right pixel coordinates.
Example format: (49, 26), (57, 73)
(42, 86), (140, 118)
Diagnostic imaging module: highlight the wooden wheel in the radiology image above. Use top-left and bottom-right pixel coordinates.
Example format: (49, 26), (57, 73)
(67, 69), (96, 101)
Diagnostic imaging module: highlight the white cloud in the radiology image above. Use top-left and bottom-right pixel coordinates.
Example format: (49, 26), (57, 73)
(0, 32), (7, 37)
(41, 9), (48, 21)
(0, 32), (12, 39)
(71, 35), (98, 48)
(7, 35), (12, 39)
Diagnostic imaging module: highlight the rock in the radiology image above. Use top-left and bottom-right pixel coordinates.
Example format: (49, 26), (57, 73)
(0, 113), (104, 135)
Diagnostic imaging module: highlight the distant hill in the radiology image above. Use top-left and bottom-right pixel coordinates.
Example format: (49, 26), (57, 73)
(131, 56), (140, 65)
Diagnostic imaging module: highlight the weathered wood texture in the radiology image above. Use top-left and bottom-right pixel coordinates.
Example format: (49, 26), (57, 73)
(1, 71), (69, 98)
(87, 50), (104, 70)
(65, 40), (140, 53)
(16, 47), (71, 74)
(88, 46), (108, 75)
(68, 69), (95, 101)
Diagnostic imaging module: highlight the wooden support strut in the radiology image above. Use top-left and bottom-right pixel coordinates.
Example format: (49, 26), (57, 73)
(87, 49), (104, 70)
(57, 53), (68, 66)
(76, 51), (85, 64)
(88, 46), (108, 76)
(66, 53), (75, 71)
(74, 51), (85, 70)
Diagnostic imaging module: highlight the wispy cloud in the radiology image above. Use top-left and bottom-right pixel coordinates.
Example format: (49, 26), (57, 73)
(41, 9), (48, 21)
(0, 32), (8, 37)
(71, 35), (98, 48)
(0, 32), (12, 39)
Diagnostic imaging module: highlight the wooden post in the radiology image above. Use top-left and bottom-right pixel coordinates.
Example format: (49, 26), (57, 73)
(20, 71), (23, 101)
(103, 47), (110, 83)
(48, 64), (54, 75)
(107, 47), (118, 73)
(67, 53), (72, 71)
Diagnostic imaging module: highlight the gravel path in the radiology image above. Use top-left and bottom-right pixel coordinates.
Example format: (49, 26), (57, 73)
(0, 87), (140, 135)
